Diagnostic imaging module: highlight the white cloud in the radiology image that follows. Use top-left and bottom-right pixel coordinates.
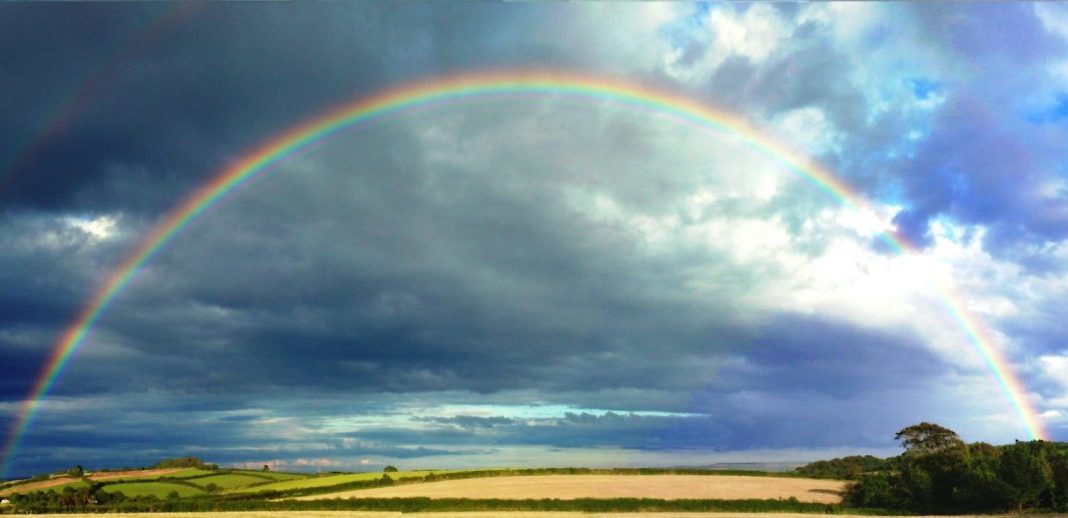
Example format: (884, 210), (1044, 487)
(665, 4), (793, 84)
(65, 215), (118, 240)
(770, 107), (841, 156)
(708, 4), (787, 64)
(1035, 3), (1068, 42)
(1040, 356), (1068, 389)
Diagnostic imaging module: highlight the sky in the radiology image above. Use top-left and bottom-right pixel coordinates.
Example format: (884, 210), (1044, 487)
(2, 2), (1068, 478)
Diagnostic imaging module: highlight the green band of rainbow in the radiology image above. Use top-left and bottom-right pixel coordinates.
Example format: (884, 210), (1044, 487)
(1, 71), (1046, 477)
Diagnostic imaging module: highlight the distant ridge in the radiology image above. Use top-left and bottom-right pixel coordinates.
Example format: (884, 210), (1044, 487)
(677, 461), (805, 472)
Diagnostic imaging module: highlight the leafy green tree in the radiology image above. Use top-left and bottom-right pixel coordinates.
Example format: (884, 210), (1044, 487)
(383, 465), (398, 472)
(895, 422), (964, 454)
(845, 472), (900, 508)
(1048, 449), (1068, 510)
(998, 441), (1053, 511)
(953, 442), (1007, 511)
(157, 457), (207, 469)
(795, 455), (890, 480)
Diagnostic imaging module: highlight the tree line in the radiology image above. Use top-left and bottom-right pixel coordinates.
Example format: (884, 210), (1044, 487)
(805, 422), (1068, 513)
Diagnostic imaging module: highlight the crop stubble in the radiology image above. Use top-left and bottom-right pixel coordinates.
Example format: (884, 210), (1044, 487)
(296, 475), (846, 503)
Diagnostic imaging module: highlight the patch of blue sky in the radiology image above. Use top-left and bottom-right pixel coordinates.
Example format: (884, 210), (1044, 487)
(658, 3), (712, 53)
(1025, 93), (1068, 123)
(318, 404), (702, 433)
(907, 77), (941, 101)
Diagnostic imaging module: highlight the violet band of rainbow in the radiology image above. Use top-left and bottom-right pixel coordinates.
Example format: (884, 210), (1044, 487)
(0, 71), (1046, 477)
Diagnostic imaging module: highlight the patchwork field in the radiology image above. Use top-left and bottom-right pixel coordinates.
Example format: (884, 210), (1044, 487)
(229, 471), (432, 494)
(229, 470), (308, 481)
(296, 475), (847, 504)
(101, 481), (206, 498)
(88, 468), (197, 481)
(0, 477), (88, 497)
(0, 467), (214, 497)
(188, 473), (273, 489)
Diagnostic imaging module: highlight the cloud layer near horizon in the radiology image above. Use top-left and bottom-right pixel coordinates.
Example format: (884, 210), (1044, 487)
(2, 2), (1068, 477)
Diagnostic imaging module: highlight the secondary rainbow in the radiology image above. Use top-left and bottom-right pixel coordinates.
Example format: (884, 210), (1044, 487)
(0, 71), (1046, 476)
(0, 3), (200, 192)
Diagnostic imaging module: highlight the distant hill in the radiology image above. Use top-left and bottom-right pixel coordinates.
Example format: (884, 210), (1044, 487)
(679, 461), (807, 472)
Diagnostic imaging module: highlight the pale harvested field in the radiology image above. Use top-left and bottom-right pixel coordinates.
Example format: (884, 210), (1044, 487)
(17, 512), (1033, 518)
(296, 475), (846, 503)
(0, 476), (79, 496)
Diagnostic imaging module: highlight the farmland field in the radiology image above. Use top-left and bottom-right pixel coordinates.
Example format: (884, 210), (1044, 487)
(101, 481), (206, 498)
(0, 468), (214, 496)
(230, 470), (308, 481)
(228, 471), (432, 493)
(188, 473), (272, 489)
(167, 469), (219, 479)
(88, 468), (197, 481)
(296, 475), (846, 504)
(0, 477), (87, 496)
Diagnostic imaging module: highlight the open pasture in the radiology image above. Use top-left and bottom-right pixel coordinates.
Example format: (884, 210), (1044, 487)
(230, 470), (308, 481)
(188, 473), (271, 489)
(166, 468), (219, 479)
(101, 481), (206, 498)
(296, 475), (846, 504)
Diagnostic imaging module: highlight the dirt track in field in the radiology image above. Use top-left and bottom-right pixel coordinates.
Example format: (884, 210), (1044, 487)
(295, 475), (847, 503)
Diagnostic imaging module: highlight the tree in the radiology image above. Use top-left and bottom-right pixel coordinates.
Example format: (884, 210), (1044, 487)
(895, 422), (964, 454)
(65, 465), (84, 478)
(262, 464), (270, 472)
(845, 472), (900, 508)
(998, 442), (1053, 511)
(383, 465), (398, 472)
(156, 457), (209, 469)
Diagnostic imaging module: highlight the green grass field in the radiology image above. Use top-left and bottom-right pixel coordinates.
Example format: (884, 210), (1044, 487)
(168, 468), (217, 479)
(102, 481), (205, 498)
(229, 470), (307, 481)
(227, 471), (432, 494)
(188, 473), (272, 489)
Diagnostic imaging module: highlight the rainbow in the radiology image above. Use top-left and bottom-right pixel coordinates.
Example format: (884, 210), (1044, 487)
(0, 71), (1047, 476)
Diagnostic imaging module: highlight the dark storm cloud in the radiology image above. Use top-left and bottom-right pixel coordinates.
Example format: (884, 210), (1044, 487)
(0, 2), (565, 213)
(730, 315), (951, 398)
(23, 99), (763, 403)
(0, 210), (136, 401)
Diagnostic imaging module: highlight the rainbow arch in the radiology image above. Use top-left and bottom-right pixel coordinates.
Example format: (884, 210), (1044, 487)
(0, 70), (1047, 476)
